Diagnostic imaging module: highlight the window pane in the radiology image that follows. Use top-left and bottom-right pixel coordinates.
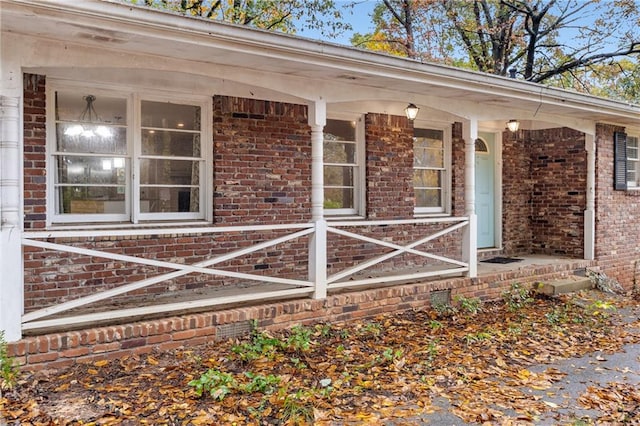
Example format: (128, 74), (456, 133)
(413, 169), (441, 188)
(628, 137), (639, 160)
(414, 128), (443, 140)
(58, 186), (125, 214)
(57, 125), (127, 154)
(141, 101), (201, 131)
(140, 187), (199, 213)
(324, 141), (356, 164)
(627, 166), (636, 185)
(415, 188), (441, 208)
(414, 137), (443, 150)
(140, 159), (199, 186)
(413, 146), (443, 168)
(57, 156), (126, 185)
(142, 131), (201, 157)
(56, 92), (126, 124)
(325, 119), (355, 141)
(324, 165), (354, 186)
(324, 187), (354, 209)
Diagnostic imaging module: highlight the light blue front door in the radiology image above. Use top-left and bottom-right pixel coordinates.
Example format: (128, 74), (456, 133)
(475, 132), (495, 248)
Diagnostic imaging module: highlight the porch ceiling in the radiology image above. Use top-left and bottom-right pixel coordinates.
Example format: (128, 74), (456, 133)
(2, 0), (640, 131)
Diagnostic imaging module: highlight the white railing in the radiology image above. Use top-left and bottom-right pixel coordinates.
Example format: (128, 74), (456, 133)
(326, 217), (470, 289)
(21, 217), (470, 331)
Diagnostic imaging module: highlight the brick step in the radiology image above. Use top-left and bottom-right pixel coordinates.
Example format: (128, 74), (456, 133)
(537, 275), (593, 296)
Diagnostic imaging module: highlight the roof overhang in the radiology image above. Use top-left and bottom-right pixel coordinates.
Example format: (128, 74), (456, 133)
(2, 0), (639, 133)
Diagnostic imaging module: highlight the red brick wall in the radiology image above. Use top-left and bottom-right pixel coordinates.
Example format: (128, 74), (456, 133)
(502, 130), (533, 254)
(23, 74), (47, 230)
(365, 113), (414, 219)
(451, 122), (466, 217)
(213, 96), (312, 224)
(594, 124), (640, 288)
(528, 128), (586, 257)
(502, 128), (586, 257)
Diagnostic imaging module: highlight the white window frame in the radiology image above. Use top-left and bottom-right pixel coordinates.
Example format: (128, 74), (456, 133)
(413, 122), (452, 216)
(323, 115), (365, 217)
(627, 135), (640, 189)
(46, 81), (213, 226)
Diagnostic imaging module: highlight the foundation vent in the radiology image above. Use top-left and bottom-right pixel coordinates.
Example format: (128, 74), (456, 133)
(430, 289), (451, 307)
(215, 321), (253, 341)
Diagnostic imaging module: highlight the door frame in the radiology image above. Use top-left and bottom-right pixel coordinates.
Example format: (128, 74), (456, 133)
(477, 129), (503, 250)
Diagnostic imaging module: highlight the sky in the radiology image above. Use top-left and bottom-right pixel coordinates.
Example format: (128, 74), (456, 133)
(294, 1), (628, 53)
(296, 1), (377, 45)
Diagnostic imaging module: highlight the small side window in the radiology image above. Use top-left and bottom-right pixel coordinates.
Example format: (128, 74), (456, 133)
(627, 135), (639, 189)
(413, 127), (451, 214)
(323, 118), (363, 216)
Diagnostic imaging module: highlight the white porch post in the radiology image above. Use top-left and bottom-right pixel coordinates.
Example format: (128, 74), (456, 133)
(308, 99), (327, 299)
(0, 94), (24, 341)
(462, 119), (478, 278)
(584, 133), (596, 260)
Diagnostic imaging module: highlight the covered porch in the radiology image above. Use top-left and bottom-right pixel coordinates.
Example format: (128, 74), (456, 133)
(4, 0), (639, 347)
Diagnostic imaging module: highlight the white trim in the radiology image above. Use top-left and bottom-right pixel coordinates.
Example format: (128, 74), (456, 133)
(412, 123), (452, 215)
(477, 129), (503, 249)
(46, 79), (213, 226)
(0, 95), (24, 341)
(20, 217), (469, 329)
(23, 287), (314, 331)
(584, 134), (595, 260)
(323, 115), (365, 217)
(462, 118), (478, 278)
(132, 92), (141, 224)
(494, 131), (503, 250)
(626, 134), (640, 189)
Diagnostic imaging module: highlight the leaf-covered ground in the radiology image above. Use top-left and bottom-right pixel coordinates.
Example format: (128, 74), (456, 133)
(2, 289), (640, 425)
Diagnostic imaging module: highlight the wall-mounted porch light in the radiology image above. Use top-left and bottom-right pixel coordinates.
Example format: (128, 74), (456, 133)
(506, 119), (520, 132)
(405, 103), (419, 121)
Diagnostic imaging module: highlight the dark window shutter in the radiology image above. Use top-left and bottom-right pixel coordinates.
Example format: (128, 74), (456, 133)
(614, 131), (627, 191)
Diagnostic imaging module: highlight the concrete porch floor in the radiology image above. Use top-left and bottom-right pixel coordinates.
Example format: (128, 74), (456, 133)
(477, 253), (589, 275)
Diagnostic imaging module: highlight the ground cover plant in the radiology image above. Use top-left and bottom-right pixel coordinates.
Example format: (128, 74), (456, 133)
(1, 287), (640, 425)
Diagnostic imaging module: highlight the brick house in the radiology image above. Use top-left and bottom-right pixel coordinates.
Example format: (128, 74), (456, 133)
(1, 1), (640, 368)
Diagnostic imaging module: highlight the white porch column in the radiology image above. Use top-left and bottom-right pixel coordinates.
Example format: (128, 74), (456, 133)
(308, 99), (327, 299)
(584, 133), (596, 260)
(0, 95), (24, 341)
(462, 119), (478, 278)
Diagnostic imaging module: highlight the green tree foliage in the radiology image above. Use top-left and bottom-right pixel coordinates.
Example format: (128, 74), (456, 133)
(351, 0), (640, 101)
(126, 0), (351, 37)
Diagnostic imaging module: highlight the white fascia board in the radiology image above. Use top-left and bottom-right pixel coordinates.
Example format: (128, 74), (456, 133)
(5, 0), (640, 124)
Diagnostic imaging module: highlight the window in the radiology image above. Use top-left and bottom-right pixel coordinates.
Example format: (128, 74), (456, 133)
(627, 135), (640, 188)
(413, 126), (450, 214)
(49, 84), (211, 224)
(323, 118), (363, 215)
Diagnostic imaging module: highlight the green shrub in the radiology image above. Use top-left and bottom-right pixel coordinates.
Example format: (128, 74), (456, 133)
(0, 331), (19, 393)
(454, 295), (483, 315)
(502, 283), (533, 312)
